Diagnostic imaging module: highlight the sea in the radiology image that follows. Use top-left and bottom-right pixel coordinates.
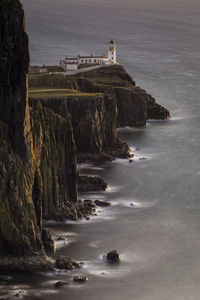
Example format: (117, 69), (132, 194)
(5, 0), (200, 299)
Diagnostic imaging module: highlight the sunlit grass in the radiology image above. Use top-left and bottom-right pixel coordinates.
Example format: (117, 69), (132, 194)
(29, 88), (103, 98)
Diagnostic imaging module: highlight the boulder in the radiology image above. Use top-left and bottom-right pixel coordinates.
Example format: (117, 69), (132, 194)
(94, 200), (111, 207)
(78, 175), (108, 192)
(55, 256), (82, 270)
(73, 276), (88, 283)
(107, 250), (120, 262)
(83, 199), (94, 206)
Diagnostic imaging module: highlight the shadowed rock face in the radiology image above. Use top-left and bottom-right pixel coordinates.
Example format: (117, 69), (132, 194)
(0, 0), (31, 160)
(29, 99), (78, 220)
(38, 94), (130, 162)
(134, 87), (171, 120)
(0, 0), (78, 263)
(0, 0), (42, 258)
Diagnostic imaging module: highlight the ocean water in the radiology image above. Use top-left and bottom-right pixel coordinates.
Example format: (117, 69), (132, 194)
(7, 0), (200, 299)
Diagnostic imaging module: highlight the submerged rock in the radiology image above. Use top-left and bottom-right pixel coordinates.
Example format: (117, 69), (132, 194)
(55, 256), (82, 270)
(14, 291), (24, 298)
(56, 236), (66, 241)
(107, 250), (120, 262)
(73, 276), (88, 283)
(54, 281), (70, 288)
(83, 199), (94, 206)
(94, 200), (111, 207)
(0, 275), (12, 282)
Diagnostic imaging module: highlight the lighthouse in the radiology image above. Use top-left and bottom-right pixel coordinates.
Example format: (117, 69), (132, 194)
(108, 40), (117, 64)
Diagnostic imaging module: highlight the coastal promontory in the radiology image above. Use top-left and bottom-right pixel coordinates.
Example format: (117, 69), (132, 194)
(0, 0), (170, 272)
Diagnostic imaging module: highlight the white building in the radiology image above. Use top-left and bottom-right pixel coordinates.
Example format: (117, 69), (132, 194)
(60, 40), (117, 71)
(39, 68), (48, 73)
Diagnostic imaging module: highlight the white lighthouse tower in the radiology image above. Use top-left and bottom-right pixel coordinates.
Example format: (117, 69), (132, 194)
(108, 40), (117, 64)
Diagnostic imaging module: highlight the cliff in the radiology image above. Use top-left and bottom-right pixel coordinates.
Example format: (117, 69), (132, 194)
(0, 0), (81, 270)
(0, 0), (43, 260)
(29, 99), (78, 221)
(34, 93), (130, 162)
(71, 65), (171, 125)
(0, 0), (171, 271)
(29, 65), (170, 162)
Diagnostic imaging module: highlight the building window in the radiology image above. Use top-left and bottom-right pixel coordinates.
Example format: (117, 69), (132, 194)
(94, 59), (96, 63)
(89, 59), (91, 63)
(81, 59), (83, 63)
(112, 52), (114, 55)
(85, 59), (87, 63)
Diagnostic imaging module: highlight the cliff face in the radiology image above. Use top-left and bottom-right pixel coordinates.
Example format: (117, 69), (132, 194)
(0, 0), (31, 160)
(37, 94), (130, 162)
(0, 0), (78, 265)
(0, 0), (42, 258)
(30, 99), (77, 220)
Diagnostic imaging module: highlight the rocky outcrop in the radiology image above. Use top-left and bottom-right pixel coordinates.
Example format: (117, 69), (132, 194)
(78, 175), (108, 192)
(56, 256), (82, 270)
(72, 65), (170, 125)
(134, 87), (170, 120)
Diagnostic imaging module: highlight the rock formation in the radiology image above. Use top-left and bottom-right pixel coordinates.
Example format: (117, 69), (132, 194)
(29, 65), (170, 163)
(71, 64), (171, 125)
(0, 0), (44, 260)
(37, 94), (130, 162)
(0, 0), (170, 272)
(0, 0), (79, 269)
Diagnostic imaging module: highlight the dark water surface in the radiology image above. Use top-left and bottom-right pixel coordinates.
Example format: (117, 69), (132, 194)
(9, 0), (200, 299)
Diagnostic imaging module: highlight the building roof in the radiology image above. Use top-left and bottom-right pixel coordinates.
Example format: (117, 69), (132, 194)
(79, 55), (106, 59)
(65, 57), (78, 60)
